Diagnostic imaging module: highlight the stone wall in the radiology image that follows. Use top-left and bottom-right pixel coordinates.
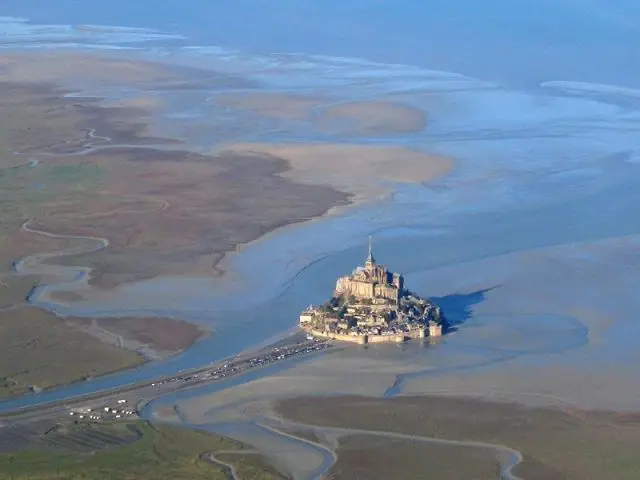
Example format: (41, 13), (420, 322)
(366, 334), (406, 344)
(308, 329), (406, 345)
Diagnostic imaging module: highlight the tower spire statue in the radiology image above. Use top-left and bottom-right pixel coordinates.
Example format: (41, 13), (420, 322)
(366, 235), (375, 265)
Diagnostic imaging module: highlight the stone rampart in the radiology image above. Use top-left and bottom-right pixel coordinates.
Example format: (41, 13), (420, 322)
(308, 329), (406, 345)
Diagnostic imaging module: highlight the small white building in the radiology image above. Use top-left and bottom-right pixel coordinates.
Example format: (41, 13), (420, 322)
(299, 313), (314, 324)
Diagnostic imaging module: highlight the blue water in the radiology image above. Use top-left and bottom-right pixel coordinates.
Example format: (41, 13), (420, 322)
(3, 1), (640, 89)
(1, 1), (640, 412)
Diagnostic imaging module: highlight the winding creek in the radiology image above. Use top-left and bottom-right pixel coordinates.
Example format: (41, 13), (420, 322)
(258, 419), (524, 480)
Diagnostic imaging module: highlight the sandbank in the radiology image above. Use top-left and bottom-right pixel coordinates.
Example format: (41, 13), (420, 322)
(213, 92), (427, 136)
(319, 101), (427, 136)
(0, 51), (247, 89)
(218, 143), (452, 204)
(214, 92), (324, 119)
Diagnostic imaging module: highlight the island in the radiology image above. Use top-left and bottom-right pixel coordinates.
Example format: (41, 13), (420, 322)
(299, 238), (445, 344)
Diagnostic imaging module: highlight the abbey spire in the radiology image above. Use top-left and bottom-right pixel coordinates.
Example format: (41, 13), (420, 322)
(365, 235), (375, 266)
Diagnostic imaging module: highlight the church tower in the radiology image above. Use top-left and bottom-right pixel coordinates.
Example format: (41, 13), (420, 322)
(365, 235), (375, 267)
(334, 236), (403, 303)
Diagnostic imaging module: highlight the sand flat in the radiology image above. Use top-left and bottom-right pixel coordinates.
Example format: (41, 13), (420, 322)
(319, 101), (427, 135)
(218, 143), (452, 204)
(0, 51), (251, 91)
(0, 52), (179, 85)
(213, 92), (427, 136)
(214, 92), (324, 119)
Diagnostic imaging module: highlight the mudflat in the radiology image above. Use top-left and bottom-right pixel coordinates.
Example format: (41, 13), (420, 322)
(277, 395), (640, 480)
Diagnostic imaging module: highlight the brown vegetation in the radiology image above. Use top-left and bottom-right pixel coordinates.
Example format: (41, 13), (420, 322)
(42, 146), (348, 287)
(0, 274), (40, 309)
(277, 395), (640, 480)
(0, 80), (348, 288)
(71, 316), (205, 353)
(0, 307), (143, 398)
(329, 435), (498, 480)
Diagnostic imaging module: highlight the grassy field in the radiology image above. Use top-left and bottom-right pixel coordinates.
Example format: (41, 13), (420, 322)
(0, 307), (143, 398)
(0, 421), (285, 480)
(278, 395), (640, 480)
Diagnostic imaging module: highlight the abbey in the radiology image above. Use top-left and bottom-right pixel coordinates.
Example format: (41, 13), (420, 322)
(334, 238), (404, 303)
(299, 238), (445, 344)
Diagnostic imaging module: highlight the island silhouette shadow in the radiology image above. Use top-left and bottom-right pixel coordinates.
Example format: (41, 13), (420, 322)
(429, 286), (498, 333)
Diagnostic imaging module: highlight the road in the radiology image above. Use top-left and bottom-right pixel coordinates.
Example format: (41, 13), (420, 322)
(0, 338), (332, 426)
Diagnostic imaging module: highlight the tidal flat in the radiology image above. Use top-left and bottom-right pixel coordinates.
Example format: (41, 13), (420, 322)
(3, 8), (640, 478)
(3, 38), (640, 413)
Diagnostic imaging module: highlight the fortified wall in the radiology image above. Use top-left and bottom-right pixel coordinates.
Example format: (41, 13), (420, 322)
(308, 329), (406, 345)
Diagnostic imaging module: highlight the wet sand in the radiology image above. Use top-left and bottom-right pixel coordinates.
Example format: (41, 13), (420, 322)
(139, 227), (640, 478)
(219, 143), (452, 204)
(213, 92), (427, 135)
(0, 51), (250, 89)
(214, 92), (324, 120)
(319, 101), (427, 136)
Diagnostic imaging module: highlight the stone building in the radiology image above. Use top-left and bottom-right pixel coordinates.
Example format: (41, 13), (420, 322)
(334, 238), (404, 303)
